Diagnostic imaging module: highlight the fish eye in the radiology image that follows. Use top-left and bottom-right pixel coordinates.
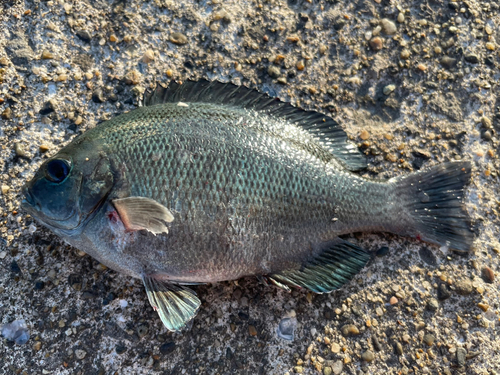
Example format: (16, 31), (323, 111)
(45, 159), (71, 183)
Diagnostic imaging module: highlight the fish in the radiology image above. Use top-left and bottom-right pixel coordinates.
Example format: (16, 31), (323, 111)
(22, 79), (474, 332)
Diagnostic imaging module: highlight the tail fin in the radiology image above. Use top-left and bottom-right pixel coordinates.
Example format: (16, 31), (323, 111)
(392, 161), (474, 252)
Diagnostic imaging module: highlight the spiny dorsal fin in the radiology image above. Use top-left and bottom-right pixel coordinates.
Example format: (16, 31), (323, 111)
(143, 276), (201, 332)
(269, 238), (371, 294)
(142, 79), (367, 171)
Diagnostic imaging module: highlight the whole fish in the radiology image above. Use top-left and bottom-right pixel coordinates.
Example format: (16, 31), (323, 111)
(22, 80), (473, 331)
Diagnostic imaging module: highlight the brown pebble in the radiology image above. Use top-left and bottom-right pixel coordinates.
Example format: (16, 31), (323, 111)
(296, 60), (305, 71)
(170, 32), (188, 45)
(341, 324), (360, 336)
(248, 325), (257, 336)
(389, 296), (398, 305)
(482, 266), (494, 283)
(166, 69), (173, 78)
(369, 37), (383, 51)
(39, 144), (50, 153)
(33, 341), (42, 351)
(109, 34), (118, 42)
(142, 50), (155, 64)
(41, 50), (54, 59)
(477, 302), (489, 312)
(359, 129), (370, 140)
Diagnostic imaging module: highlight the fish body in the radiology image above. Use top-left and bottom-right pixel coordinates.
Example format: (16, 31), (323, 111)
(22, 80), (473, 331)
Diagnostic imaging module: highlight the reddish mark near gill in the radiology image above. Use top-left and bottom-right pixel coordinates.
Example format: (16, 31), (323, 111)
(107, 210), (119, 224)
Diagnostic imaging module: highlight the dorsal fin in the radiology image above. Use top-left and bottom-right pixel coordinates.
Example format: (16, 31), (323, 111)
(142, 79), (367, 171)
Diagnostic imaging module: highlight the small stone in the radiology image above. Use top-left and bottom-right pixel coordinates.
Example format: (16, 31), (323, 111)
(39, 99), (56, 115)
(426, 298), (439, 311)
(477, 302), (489, 312)
(33, 341), (42, 351)
(75, 29), (92, 43)
(380, 19), (397, 35)
(361, 350), (374, 362)
(296, 60), (305, 71)
(395, 342), (403, 356)
(92, 88), (106, 103)
(455, 279), (473, 295)
(1, 107), (12, 120)
(0, 57), (9, 66)
(456, 347), (467, 367)
(248, 325), (257, 336)
(481, 266), (494, 283)
(481, 117), (492, 129)
(74, 116), (83, 125)
(397, 13), (405, 23)
(166, 69), (173, 78)
(159, 342), (175, 355)
(115, 343), (127, 355)
(268, 65), (281, 78)
(376, 246), (389, 257)
(41, 50), (54, 59)
(142, 50), (155, 64)
(277, 77), (287, 85)
(464, 54), (479, 64)
(136, 324), (148, 338)
(440, 56), (457, 69)
(75, 349), (86, 360)
(485, 42), (495, 51)
(423, 333), (435, 346)
(34, 280), (45, 290)
(39, 145), (50, 153)
(330, 342), (341, 353)
(109, 34), (118, 43)
(294, 366), (304, 373)
(400, 49), (410, 59)
(323, 367), (332, 375)
(170, 32), (188, 45)
(124, 70), (141, 85)
(389, 296), (398, 305)
(383, 84), (396, 95)
(331, 360), (343, 375)
(359, 129), (370, 140)
(341, 324), (359, 336)
(437, 283), (451, 300)
(369, 37), (383, 51)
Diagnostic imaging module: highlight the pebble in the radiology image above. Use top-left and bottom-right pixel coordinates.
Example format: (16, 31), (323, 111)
(75, 349), (86, 359)
(330, 342), (341, 353)
(109, 34), (118, 43)
(440, 56), (457, 69)
(341, 324), (360, 336)
(400, 49), (410, 59)
(294, 366), (304, 373)
(437, 283), (451, 300)
(456, 347), (467, 367)
(115, 343), (127, 355)
(426, 298), (439, 311)
(75, 29), (92, 43)
(34, 280), (45, 290)
(33, 341), (42, 351)
(248, 325), (257, 336)
(92, 88), (106, 103)
(2, 107), (12, 120)
(455, 279), (473, 295)
(477, 302), (489, 312)
(296, 61), (305, 71)
(383, 84), (396, 95)
(376, 246), (389, 257)
(397, 13), (405, 23)
(136, 324), (148, 338)
(323, 367), (332, 375)
(380, 19), (397, 35)
(268, 65), (281, 78)
(124, 70), (141, 85)
(331, 360), (343, 375)
(41, 50), (54, 59)
(39, 144), (50, 153)
(159, 342), (176, 355)
(481, 266), (494, 283)
(361, 350), (374, 362)
(369, 37), (383, 51)
(464, 54), (479, 64)
(170, 32), (188, 45)
(389, 296), (398, 305)
(423, 333), (435, 346)
(395, 342), (403, 355)
(142, 50), (155, 64)
(39, 99), (56, 115)
(359, 130), (370, 140)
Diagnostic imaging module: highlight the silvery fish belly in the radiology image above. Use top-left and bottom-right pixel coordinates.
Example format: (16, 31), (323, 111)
(22, 80), (474, 332)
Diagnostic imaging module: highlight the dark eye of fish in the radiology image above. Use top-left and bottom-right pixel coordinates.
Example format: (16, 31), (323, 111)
(45, 159), (71, 183)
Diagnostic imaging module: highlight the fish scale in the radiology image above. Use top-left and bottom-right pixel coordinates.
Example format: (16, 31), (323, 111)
(22, 79), (474, 332)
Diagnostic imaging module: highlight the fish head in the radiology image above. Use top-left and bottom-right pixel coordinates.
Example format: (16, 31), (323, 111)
(22, 145), (114, 236)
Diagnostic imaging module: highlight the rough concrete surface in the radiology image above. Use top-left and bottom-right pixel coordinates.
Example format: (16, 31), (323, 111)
(0, 0), (499, 374)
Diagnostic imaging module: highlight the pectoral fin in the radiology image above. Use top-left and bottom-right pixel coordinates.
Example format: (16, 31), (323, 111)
(269, 238), (371, 294)
(143, 276), (201, 332)
(112, 197), (174, 235)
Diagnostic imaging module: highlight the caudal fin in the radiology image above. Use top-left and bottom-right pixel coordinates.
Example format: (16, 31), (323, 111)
(393, 161), (474, 252)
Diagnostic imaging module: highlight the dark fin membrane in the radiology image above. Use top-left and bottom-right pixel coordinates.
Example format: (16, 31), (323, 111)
(142, 79), (367, 171)
(112, 197), (174, 235)
(269, 238), (371, 294)
(143, 276), (201, 332)
(393, 161), (474, 252)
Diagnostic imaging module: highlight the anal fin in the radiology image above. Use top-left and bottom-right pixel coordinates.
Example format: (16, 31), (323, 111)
(269, 238), (371, 294)
(143, 276), (201, 332)
(113, 197), (174, 235)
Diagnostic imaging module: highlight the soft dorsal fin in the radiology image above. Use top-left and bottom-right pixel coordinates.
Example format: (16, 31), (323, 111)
(142, 79), (367, 171)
